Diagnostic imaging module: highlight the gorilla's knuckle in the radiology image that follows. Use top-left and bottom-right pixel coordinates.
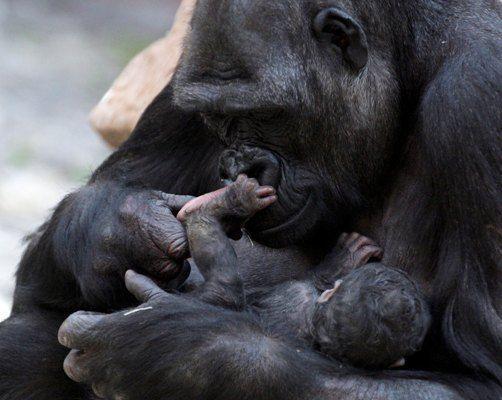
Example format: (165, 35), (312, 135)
(63, 351), (86, 382)
(150, 292), (165, 303)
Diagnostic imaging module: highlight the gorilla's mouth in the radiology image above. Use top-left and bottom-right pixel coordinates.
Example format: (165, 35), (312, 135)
(252, 192), (312, 233)
(213, 118), (327, 247)
(246, 192), (320, 247)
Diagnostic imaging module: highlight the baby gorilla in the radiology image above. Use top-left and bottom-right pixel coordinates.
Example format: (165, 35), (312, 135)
(178, 175), (431, 369)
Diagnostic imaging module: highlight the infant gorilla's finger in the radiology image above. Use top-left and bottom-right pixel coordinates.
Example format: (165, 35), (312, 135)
(345, 232), (363, 247)
(63, 349), (91, 383)
(352, 234), (378, 251)
(58, 311), (106, 349)
(336, 232), (349, 247)
(356, 245), (384, 266)
(125, 269), (167, 302)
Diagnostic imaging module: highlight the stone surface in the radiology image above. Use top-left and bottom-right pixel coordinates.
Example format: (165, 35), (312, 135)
(0, 0), (179, 320)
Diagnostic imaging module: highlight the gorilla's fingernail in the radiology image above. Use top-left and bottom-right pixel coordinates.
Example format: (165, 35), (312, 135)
(63, 349), (86, 382)
(58, 332), (68, 347)
(58, 322), (70, 347)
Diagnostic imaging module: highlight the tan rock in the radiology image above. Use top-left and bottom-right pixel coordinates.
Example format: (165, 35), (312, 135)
(89, 0), (196, 148)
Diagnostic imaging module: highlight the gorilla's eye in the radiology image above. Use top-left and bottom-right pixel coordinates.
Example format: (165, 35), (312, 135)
(313, 8), (368, 70)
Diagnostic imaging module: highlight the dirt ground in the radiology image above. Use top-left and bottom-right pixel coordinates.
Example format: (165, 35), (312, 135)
(0, 0), (179, 320)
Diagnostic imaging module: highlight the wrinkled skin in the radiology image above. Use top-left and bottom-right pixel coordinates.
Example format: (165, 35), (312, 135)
(0, 0), (500, 399)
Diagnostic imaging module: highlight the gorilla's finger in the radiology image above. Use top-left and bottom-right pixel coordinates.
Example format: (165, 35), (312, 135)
(125, 269), (167, 302)
(148, 257), (183, 280)
(164, 260), (191, 290)
(156, 192), (196, 213)
(63, 349), (90, 383)
(144, 211), (189, 261)
(58, 311), (106, 349)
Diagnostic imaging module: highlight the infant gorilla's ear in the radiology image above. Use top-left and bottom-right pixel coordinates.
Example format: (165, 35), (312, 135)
(317, 280), (343, 303)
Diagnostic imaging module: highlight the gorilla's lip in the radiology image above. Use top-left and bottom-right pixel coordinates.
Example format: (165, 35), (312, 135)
(250, 192), (314, 241)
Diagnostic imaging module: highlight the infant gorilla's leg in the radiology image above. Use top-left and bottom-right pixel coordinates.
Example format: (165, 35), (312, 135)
(181, 175), (276, 309)
(314, 232), (383, 290)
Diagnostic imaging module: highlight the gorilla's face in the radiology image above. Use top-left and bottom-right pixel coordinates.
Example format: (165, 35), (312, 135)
(173, 0), (399, 246)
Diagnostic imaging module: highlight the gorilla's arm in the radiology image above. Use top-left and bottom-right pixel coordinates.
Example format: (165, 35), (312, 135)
(58, 272), (462, 400)
(13, 86), (222, 312)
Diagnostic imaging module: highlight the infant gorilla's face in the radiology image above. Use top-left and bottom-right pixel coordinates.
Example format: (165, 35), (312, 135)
(311, 264), (431, 370)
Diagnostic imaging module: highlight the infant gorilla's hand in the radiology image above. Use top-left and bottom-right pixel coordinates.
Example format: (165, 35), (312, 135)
(331, 232), (383, 273)
(58, 271), (176, 399)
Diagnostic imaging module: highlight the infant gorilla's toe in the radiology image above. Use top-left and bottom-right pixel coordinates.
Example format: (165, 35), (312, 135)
(226, 174), (277, 217)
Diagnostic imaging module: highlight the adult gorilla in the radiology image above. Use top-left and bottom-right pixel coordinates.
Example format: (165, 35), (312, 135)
(1, 0), (501, 399)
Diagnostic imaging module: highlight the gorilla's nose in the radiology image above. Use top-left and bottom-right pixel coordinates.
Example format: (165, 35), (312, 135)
(219, 146), (281, 188)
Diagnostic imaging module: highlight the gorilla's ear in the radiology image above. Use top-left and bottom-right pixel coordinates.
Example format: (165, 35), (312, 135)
(314, 8), (368, 70)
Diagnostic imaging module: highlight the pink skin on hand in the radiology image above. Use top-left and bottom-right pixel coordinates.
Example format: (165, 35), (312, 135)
(176, 187), (229, 222)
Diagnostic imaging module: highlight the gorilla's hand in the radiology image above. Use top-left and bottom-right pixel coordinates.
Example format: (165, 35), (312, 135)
(58, 271), (182, 399)
(59, 271), (291, 400)
(57, 273), (459, 400)
(112, 191), (194, 280)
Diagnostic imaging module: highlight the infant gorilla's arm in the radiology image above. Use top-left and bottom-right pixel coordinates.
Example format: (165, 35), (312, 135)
(179, 175), (276, 309)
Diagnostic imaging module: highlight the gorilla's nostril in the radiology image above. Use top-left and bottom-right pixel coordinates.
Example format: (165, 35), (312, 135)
(218, 149), (241, 182)
(244, 163), (275, 186)
(218, 146), (281, 188)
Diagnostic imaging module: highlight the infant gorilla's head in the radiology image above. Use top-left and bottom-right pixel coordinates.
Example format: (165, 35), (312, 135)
(311, 263), (431, 369)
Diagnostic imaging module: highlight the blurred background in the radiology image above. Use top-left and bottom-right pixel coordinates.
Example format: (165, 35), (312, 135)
(0, 0), (181, 320)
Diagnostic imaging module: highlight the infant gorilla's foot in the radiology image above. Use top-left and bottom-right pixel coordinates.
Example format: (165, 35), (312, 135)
(220, 174), (277, 219)
(335, 232), (383, 272)
(178, 174), (277, 223)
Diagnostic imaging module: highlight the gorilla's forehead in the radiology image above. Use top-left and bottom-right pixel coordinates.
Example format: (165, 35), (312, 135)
(193, 0), (308, 39)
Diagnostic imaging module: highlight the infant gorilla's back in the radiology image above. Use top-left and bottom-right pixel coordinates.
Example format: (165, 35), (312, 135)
(247, 280), (319, 341)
